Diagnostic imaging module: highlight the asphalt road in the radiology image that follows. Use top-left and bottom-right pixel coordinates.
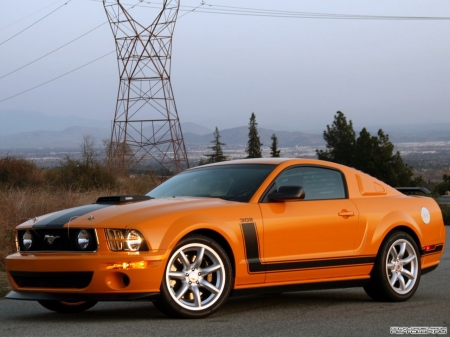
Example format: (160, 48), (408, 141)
(1, 228), (449, 337)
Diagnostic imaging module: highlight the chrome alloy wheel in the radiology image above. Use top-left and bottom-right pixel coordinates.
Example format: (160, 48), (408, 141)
(165, 243), (226, 311)
(386, 239), (419, 295)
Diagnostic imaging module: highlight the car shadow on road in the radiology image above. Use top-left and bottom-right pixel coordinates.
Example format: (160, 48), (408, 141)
(4, 288), (373, 322)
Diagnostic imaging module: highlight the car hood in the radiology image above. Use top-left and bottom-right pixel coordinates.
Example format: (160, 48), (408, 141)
(18, 197), (239, 229)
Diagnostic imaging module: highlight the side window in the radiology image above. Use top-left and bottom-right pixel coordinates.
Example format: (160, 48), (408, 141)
(271, 166), (347, 200)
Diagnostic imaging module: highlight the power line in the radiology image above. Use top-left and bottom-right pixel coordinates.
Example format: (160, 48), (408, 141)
(0, 0), (65, 31)
(0, 21), (108, 80)
(194, 3), (450, 20)
(0, 51), (115, 104)
(0, 0), (147, 81)
(0, 1), (72, 47)
(178, 1), (205, 19)
(114, 1), (450, 21)
(0, 0), (200, 103)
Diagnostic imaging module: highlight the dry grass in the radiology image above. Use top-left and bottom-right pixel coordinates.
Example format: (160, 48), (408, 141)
(0, 175), (158, 270)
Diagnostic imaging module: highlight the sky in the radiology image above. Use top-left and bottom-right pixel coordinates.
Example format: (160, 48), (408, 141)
(0, 0), (449, 132)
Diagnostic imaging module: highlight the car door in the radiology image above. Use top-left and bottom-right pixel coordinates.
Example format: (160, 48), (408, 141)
(258, 166), (362, 283)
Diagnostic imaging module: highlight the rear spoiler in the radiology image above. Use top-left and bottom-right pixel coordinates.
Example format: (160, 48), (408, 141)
(395, 187), (430, 195)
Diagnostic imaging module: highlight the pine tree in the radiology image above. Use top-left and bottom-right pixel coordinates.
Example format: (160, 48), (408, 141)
(270, 134), (281, 157)
(317, 111), (419, 187)
(246, 112), (263, 158)
(204, 127), (227, 164)
(316, 111), (356, 166)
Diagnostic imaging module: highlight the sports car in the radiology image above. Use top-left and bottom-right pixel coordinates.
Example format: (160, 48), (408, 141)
(5, 158), (446, 318)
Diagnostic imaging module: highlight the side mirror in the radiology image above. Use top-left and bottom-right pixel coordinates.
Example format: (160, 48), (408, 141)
(268, 185), (305, 202)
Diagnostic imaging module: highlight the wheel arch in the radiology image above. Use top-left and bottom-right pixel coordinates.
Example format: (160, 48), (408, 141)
(374, 225), (423, 264)
(180, 229), (236, 281)
(389, 225), (422, 253)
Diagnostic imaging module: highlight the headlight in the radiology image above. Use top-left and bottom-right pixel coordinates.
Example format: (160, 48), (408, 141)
(77, 229), (91, 250)
(22, 230), (33, 251)
(105, 229), (148, 252)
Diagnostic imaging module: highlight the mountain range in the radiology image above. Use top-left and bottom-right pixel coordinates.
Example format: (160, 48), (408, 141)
(0, 109), (449, 149)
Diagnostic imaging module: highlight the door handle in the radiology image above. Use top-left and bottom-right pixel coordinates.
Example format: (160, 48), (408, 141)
(338, 210), (355, 218)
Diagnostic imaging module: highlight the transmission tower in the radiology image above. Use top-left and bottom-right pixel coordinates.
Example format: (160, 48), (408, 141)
(103, 0), (189, 173)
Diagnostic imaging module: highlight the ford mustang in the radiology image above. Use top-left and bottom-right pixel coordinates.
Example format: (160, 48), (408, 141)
(5, 158), (446, 318)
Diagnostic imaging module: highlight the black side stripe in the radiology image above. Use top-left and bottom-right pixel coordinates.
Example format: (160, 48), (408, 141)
(241, 222), (376, 274)
(241, 222), (265, 272)
(33, 204), (112, 229)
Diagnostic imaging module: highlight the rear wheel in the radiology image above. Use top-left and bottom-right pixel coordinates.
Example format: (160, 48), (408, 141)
(364, 231), (421, 302)
(154, 234), (232, 318)
(38, 300), (97, 313)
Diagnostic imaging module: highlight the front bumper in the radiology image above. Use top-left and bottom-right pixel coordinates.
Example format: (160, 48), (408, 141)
(6, 250), (167, 297)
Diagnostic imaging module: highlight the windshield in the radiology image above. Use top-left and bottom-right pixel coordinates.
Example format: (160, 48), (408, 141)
(147, 164), (276, 202)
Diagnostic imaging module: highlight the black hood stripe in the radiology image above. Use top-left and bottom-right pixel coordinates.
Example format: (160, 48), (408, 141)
(32, 204), (112, 229)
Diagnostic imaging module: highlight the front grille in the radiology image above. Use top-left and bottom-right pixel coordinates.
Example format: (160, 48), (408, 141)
(17, 229), (98, 252)
(10, 271), (93, 289)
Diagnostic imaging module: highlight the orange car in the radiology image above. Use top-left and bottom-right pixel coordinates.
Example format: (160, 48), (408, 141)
(5, 158), (446, 318)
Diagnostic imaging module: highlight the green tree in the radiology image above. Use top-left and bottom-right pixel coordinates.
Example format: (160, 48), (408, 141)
(246, 112), (263, 158)
(317, 111), (419, 187)
(204, 127), (228, 164)
(433, 174), (450, 195)
(270, 134), (281, 157)
(316, 111), (356, 166)
(355, 129), (416, 186)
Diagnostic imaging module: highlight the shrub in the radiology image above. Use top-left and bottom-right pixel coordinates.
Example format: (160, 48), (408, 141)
(0, 156), (45, 189)
(45, 157), (117, 192)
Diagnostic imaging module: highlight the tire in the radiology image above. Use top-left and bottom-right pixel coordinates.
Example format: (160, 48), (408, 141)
(38, 300), (98, 313)
(153, 234), (233, 318)
(364, 231), (421, 302)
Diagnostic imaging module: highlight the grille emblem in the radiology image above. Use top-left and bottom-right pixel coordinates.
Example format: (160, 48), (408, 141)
(44, 235), (60, 245)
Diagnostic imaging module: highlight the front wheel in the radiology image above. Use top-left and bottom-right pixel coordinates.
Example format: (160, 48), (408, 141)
(154, 235), (233, 318)
(38, 300), (97, 313)
(364, 231), (421, 302)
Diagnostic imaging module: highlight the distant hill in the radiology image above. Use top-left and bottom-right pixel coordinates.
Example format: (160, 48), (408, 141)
(0, 109), (109, 135)
(181, 122), (212, 136)
(1, 109), (449, 149)
(0, 126), (111, 149)
(184, 126), (324, 147)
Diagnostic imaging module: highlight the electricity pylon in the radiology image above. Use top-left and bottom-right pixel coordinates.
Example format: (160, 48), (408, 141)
(103, 0), (189, 173)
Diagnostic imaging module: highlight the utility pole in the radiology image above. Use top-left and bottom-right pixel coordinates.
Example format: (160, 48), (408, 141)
(103, 0), (189, 174)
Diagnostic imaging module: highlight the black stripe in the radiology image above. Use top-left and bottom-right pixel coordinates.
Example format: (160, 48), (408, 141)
(241, 223), (264, 272)
(231, 278), (370, 297)
(421, 244), (444, 256)
(33, 204), (112, 229)
(240, 222), (375, 273)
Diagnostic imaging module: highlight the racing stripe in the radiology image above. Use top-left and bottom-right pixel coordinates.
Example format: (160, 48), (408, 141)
(32, 204), (112, 229)
(240, 222), (376, 273)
